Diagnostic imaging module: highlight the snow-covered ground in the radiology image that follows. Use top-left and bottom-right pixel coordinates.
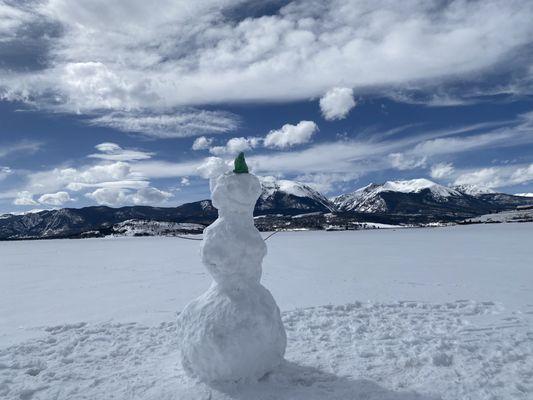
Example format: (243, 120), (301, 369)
(464, 208), (533, 223)
(1, 224), (532, 399)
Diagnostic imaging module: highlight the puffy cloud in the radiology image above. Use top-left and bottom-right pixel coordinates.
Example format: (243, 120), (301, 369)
(319, 87), (356, 120)
(130, 187), (172, 205)
(38, 191), (71, 206)
(388, 153), (426, 170)
(430, 163), (455, 179)
(85, 188), (130, 207)
(192, 136), (213, 150)
(13, 191), (38, 206)
(88, 143), (154, 161)
(17, 161), (147, 200)
(3, 0), (532, 115)
(180, 177), (190, 186)
(85, 186), (171, 206)
(264, 121), (318, 149)
(209, 137), (261, 155)
(197, 157), (231, 179)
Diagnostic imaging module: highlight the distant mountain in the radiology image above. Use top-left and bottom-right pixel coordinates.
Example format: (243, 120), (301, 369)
(333, 178), (531, 220)
(0, 203), (217, 240)
(334, 179), (463, 212)
(257, 176), (335, 214)
(0, 177), (335, 240)
(515, 193), (533, 197)
(452, 184), (495, 196)
(1, 177), (532, 240)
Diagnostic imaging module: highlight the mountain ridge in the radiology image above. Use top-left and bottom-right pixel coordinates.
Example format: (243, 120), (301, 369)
(1, 177), (531, 240)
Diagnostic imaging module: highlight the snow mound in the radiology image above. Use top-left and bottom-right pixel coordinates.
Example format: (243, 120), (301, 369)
(2, 300), (531, 400)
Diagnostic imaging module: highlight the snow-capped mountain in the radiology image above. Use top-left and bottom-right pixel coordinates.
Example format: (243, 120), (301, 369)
(256, 176), (336, 214)
(1, 177), (532, 240)
(332, 178), (533, 220)
(452, 184), (495, 196)
(333, 179), (463, 213)
(0, 204), (218, 240)
(515, 193), (533, 197)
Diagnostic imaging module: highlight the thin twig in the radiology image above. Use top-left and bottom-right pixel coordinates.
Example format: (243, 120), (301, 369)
(175, 235), (203, 241)
(263, 231), (279, 241)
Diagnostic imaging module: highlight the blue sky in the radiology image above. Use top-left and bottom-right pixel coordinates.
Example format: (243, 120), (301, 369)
(1, 0), (533, 213)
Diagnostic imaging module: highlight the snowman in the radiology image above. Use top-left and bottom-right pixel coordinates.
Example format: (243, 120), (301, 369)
(178, 153), (286, 382)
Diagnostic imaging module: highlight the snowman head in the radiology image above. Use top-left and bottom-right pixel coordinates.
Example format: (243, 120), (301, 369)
(211, 172), (262, 215)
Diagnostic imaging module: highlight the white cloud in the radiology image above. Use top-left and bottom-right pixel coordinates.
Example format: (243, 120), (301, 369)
(85, 188), (130, 207)
(209, 137), (261, 155)
(454, 163), (533, 188)
(86, 186), (172, 206)
(197, 157), (231, 179)
(264, 121), (318, 149)
(88, 110), (239, 138)
(413, 132), (510, 156)
(88, 142), (154, 161)
(131, 160), (200, 179)
(510, 164), (533, 185)
(294, 172), (361, 193)
(430, 163), (455, 179)
(192, 136), (213, 150)
(130, 187), (172, 205)
(0, 166), (12, 180)
(0, 141), (41, 159)
(180, 177), (190, 186)
(13, 191), (38, 206)
(388, 153), (426, 170)
(3, 0), (532, 115)
(18, 161), (146, 199)
(38, 191), (71, 206)
(319, 87), (356, 120)
(453, 168), (504, 188)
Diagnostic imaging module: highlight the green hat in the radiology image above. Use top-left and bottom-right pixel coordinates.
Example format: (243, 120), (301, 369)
(233, 152), (249, 174)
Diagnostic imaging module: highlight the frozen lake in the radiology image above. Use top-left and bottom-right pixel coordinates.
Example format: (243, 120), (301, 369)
(1, 223), (533, 399)
(1, 223), (532, 347)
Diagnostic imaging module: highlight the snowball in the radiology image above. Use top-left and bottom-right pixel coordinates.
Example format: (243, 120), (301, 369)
(178, 283), (286, 382)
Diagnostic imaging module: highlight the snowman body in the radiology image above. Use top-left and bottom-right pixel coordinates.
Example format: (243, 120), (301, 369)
(178, 172), (286, 382)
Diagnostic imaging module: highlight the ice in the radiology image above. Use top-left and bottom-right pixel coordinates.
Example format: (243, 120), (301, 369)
(178, 171), (286, 382)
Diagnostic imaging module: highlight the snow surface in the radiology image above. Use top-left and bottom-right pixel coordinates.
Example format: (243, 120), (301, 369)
(515, 193), (533, 197)
(113, 220), (204, 236)
(178, 172), (286, 381)
(464, 209), (533, 223)
(1, 224), (533, 399)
